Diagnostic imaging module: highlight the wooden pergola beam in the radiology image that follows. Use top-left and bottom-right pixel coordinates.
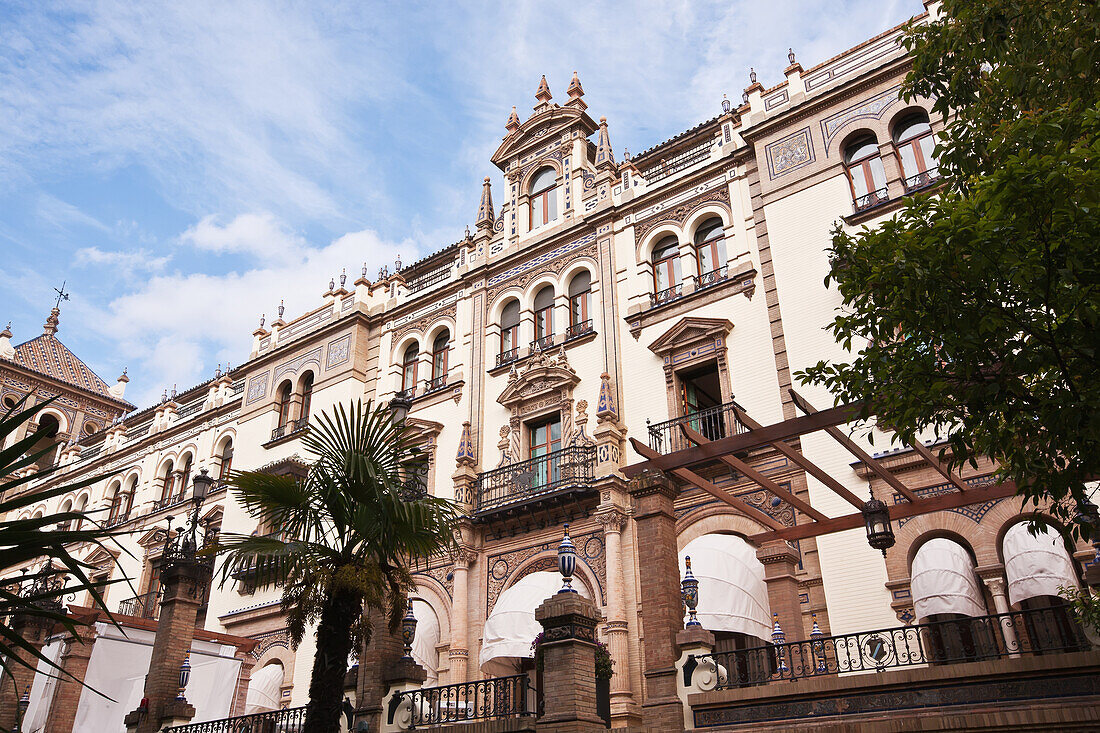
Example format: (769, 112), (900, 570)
(749, 479), (1020, 544)
(629, 438), (785, 531)
(678, 423), (829, 523)
(787, 389), (922, 504)
(908, 441), (969, 493)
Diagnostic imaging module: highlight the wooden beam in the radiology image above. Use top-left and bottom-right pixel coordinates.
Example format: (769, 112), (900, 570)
(629, 438), (785, 531)
(787, 389), (922, 504)
(749, 479), (1020, 544)
(731, 406), (867, 511)
(624, 401), (865, 478)
(678, 424), (830, 523)
(909, 441), (969, 493)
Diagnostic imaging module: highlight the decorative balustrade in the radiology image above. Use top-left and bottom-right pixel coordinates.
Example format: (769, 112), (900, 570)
(152, 492), (189, 513)
(647, 400), (747, 453)
(118, 590), (160, 620)
(686, 607), (1089, 691)
(269, 419), (308, 443)
(853, 186), (889, 213)
(476, 445), (596, 514)
(495, 348), (520, 368)
(696, 265), (728, 290)
(176, 401), (204, 419)
(531, 335), (555, 352)
(406, 265), (453, 293)
(639, 138), (714, 184)
(565, 319), (594, 340)
(649, 283), (683, 308)
(388, 674), (534, 729)
(424, 375), (448, 393)
(163, 705), (306, 733)
(105, 511), (130, 528)
(903, 166), (941, 192)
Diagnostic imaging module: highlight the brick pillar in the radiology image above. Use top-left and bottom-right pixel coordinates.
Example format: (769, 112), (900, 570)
(758, 541), (803, 641)
(125, 559), (211, 733)
(626, 470), (684, 732)
(43, 623), (99, 733)
(354, 601), (406, 733)
(535, 591), (605, 733)
(0, 616), (50, 731)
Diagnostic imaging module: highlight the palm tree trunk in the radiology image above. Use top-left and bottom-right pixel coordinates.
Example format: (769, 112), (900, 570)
(304, 585), (361, 733)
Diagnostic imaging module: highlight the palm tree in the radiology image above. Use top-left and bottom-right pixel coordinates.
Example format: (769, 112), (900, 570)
(213, 399), (458, 732)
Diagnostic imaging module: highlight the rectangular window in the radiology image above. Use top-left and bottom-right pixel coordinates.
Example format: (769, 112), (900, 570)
(528, 417), (562, 487)
(535, 306), (553, 341)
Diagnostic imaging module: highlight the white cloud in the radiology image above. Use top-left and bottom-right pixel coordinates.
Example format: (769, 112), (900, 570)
(75, 247), (171, 277)
(180, 212), (301, 263)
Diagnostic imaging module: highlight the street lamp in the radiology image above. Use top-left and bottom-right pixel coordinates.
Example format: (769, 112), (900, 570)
(862, 494), (895, 556)
(192, 468), (214, 505)
(389, 392), (413, 425)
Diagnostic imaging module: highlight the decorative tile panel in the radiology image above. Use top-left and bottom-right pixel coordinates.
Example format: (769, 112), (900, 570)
(820, 85), (901, 153)
(245, 373), (269, 405)
(766, 127), (815, 179)
(325, 334), (351, 369)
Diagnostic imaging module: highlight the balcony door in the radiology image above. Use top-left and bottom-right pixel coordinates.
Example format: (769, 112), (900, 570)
(528, 417), (561, 489)
(677, 362), (724, 441)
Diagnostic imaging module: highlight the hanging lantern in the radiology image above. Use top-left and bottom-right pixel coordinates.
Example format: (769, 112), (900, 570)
(680, 555), (701, 628)
(810, 613), (826, 673)
(401, 601), (418, 660)
(176, 653), (191, 701)
(771, 613), (789, 674)
(557, 524), (578, 594)
(862, 496), (895, 555)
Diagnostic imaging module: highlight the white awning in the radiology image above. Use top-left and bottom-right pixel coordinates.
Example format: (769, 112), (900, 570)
(411, 598), (440, 687)
(245, 661), (284, 714)
(1003, 522), (1079, 606)
(479, 571), (588, 677)
(910, 538), (986, 620)
(678, 534), (771, 641)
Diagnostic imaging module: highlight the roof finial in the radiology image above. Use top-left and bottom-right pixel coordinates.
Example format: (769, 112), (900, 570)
(788, 48), (797, 65)
(506, 106), (520, 134)
(534, 74), (552, 107)
(595, 116), (615, 170)
(749, 67), (757, 84)
(340, 267), (348, 287)
(721, 94), (731, 114)
(52, 281), (70, 310)
(477, 176), (495, 229)
(259, 313), (265, 329)
(565, 71), (586, 111)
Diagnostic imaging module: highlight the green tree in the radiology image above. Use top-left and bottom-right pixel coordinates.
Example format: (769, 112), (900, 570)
(799, 0), (1100, 533)
(213, 400), (458, 733)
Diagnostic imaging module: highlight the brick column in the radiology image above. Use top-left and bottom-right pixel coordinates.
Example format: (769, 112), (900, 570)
(535, 591), (605, 733)
(354, 601), (407, 733)
(448, 546), (476, 684)
(125, 559), (212, 733)
(626, 470), (684, 732)
(44, 623), (100, 733)
(757, 540), (803, 641)
(0, 616), (50, 731)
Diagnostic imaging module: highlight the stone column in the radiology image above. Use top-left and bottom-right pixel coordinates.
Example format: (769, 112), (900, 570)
(44, 623), (100, 733)
(0, 615), (50, 731)
(448, 547), (476, 684)
(978, 571), (1019, 657)
(354, 602), (407, 733)
(758, 541), (803, 641)
(535, 592), (605, 733)
(626, 470), (685, 732)
(595, 506), (637, 722)
(125, 558), (212, 733)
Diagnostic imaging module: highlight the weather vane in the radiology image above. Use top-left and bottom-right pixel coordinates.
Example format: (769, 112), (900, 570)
(53, 280), (70, 309)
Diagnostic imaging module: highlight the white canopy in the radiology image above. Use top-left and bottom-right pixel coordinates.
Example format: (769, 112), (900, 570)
(678, 534), (771, 641)
(910, 538), (986, 620)
(1003, 522), (1079, 606)
(245, 661), (284, 714)
(479, 571), (588, 677)
(411, 598), (440, 687)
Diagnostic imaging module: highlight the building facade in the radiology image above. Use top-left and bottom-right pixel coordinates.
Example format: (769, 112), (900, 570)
(4, 2), (1097, 729)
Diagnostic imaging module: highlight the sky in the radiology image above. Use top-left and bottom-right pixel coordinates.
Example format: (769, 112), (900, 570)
(0, 0), (922, 410)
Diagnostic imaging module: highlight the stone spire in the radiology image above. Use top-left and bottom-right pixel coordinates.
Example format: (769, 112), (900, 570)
(506, 106), (520, 134)
(109, 368), (129, 399)
(595, 116), (615, 171)
(476, 176), (495, 230)
(42, 308), (60, 336)
(565, 70), (586, 111)
(0, 322), (13, 360)
(534, 74), (552, 111)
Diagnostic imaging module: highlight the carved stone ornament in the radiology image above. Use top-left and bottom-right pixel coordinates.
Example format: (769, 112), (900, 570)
(496, 346), (581, 467)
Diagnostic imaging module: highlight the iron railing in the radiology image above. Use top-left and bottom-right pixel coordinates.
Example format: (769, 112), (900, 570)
(424, 375), (448, 393)
(687, 606), (1089, 691)
(176, 401), (203, 418)
(388, 674), (534, 729)
(496, 348), (520, 368)
(650, 283), (683, 308)
(230, 380), (246, 395)
(853, 186), (889, 213)
(406, 266), (453, 293)
(648, 400), (747, 453)
(163, 705), (306, 733)
(105, 511), (130, 528)
(696, 265), (728, 290)
(269, 419), (307, 443)
(639, 138), (714, 184)
(118, 590), (160, 620)
(476, 445), (596, 514)
(531, 335), (555, 352)
(152, 493), (189, 513)
(903, 166), (941, 192)
(566, 319), (594, 340)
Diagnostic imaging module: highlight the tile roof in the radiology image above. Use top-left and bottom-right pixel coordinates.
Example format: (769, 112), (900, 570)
(10, 333), (118, 401)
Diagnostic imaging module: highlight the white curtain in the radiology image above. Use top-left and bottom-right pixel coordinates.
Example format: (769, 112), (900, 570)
(910, 538), (986, 620)
(245, 661), (285, 713)
(678, 534), (772, 641)
(411, 599), (440, 687)
(23, 637), (63, 733)
(1003, 522), (1079, 606)
(479, 571), (589, 677)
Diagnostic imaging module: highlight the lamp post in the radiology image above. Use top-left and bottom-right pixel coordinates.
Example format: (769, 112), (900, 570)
(189, 468), (214, 547)
(861, 494), (895, 556)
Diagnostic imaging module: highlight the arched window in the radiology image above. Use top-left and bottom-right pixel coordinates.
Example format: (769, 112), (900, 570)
(430, 331), (450, 389)
(178, 455), (192, 498)
(32, 414), (61, 470)
(277, 382), (293, 428)
(894, 112), (939, 189)
(73, 495), (87, 531)
(844, 134), (888, 211)
(298, 372), (314, 425)
(159, 460), (175, 502)
(567, 271), (592, 337)
(1002, 522), (1087, 653)
(400, 345), (419, 395)
(528, 168), (558, 229)
(218, 439), (234, 481)
(499, 300), (521, 364)
(533, 286), (555, 349)
(651, 236), (682, 305)
(694, 218), (728, 287)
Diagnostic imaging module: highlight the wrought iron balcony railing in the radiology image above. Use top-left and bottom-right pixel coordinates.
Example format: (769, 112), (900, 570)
(696, 265), (728, 290)
(903, 166), (941, 193)
(388, 674), (534, 729)
(118, 590), (160, 620)
(495, 348), (520, 368)
(531, 334), (555, 352)
(105, 511), (130, 528)
(163, 705), (306, 733)
(565, 319), (594, 340)
(648, 399), (747, 453)
(424, 375), (448, 393)
(476, 445), (596, 514)
(853, 187), (889, 213)
(152, 493), (189, 513)
(270, 418), (308, 442)
(687, 606), (1089, 691)
(649, 283), (683, 308)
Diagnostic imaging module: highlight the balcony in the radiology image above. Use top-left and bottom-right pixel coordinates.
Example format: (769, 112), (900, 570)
(695, 265), (728, 290)
(531, 334), (555, 352)
(903, 166), (941, 193)
(105, 511), (130, 528)
(496, 348), (520, 369)
(267, 418), (308, 446)
(118, 590), (160, 620)
(475, 445), (597, 522)
(388, 674), (534, 729)
(151, 493), (189, 513)
(649, 283), (684, 309)
(853, 186), (890, 213)
(164, 706), (305, 733)
(647, 399), (747, 454)
(424, 374), (448, 394)
(565, 319), (594, 341)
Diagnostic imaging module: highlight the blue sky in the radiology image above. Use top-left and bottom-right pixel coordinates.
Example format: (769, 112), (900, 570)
(0, 0), (921, 409)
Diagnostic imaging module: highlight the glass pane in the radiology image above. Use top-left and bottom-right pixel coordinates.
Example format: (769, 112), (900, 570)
(550, 420), (561, 444)
(547, 189), (557, 222)
(851, 166), (871, 198)
(919, 135), (938, 169)
(899, 144), (919, 178)
(698, 244), (716, 274)
(869, 156), (887, 191)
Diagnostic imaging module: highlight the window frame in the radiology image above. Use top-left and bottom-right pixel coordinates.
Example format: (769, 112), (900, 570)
(298, 372), (314, 424)
(431, 331), (450, 381)
(400, 344), (419, 394)
(528, 168), (558, 229)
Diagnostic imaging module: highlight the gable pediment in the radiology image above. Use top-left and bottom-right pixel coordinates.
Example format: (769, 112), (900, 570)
(492, 106), (598, 170)
(648, 317), (733, 356)
(497, 347), (580, 408)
